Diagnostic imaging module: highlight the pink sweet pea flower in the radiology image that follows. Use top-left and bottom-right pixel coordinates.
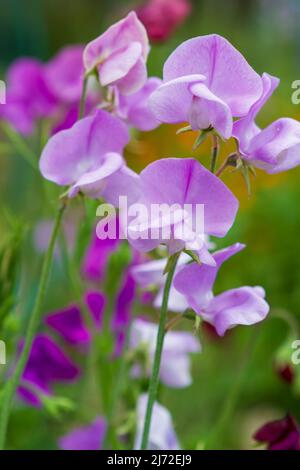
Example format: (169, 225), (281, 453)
(149, 34), (263, 139)
(233, 73), (300, 173)
(83, 12), (149, 95)
(126, 158), (238, 256)
(174, 244), (270, 335)
(131, 253), (190, 312)
(130, 318), (200, 388)
(59, 417), (106, 450)
(135, 394), (180, 450)
(39, 109), (138, 202)
(0, 58), (57, 135)
(18, 334), (80, 407)
(137, 0), (191, 43)
(44, 45), (85, 104)
(115, 77), (162, 131)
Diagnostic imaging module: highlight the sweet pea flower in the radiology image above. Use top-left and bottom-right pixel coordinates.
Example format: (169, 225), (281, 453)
(131, 253), (190, 312)
(174, 244), (270, 335)
(149, 34), (263, 139)
(45, 291), (106, 346)
(59, 417), (106, 450)
(137, 0), (191, 43)
(82, 230), (120, 281)
(115, 77), (162, 131)
(44, 45), (85, 103)
(253, 414), (300, 450)
(83, 12), (149, 95)
(126, 158), (238, 257)
(0, 58), (56, 135)
(135, 394), (180, 450)
(130, 318), (200, 388)
(39, 109), (138, 202)
(233, 73), (300, 173)
(18, 334), (80, 407)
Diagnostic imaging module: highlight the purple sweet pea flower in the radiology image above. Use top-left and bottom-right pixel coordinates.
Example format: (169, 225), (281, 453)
(174, 244), (270, 335)
(39, 109), (139, 201)
(112, 272), (136, 351)
(233, 72), (300, 173)
(44, 45), (85, 104)
(82, 230), (120, 282)
(149, 34), (263, 139)
(45, 291), (106, 346)
(59, 417), (106, 450)
(18, 334), (80, 407)
(115, 77), (162, 131)
(135, 394), (180, 450)
(83, 12), (149, 96)
(253, 414), (300, 450)
(0, 58), (56, 135)
(126, 158), (238, 255)
(130, 318), (200, 388)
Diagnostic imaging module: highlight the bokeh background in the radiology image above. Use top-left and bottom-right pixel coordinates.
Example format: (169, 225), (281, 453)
(1, 0), (300, 449)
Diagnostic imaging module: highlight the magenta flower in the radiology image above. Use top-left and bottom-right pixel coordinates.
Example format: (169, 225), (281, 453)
(174, 244), (269, 335)
(115, 77), (162, 131)
(18, 334), (80, 407)
(233, 73), (300, 173)
(149, 34), (263, 139)
(59, 417), (106, 450)
(45, 291), (106, 346)
(253, 414), (300, 450)
(112, 271), (136, 353)
(137, 0), (191, 43)
(82, 230), (120, 282)
(126, 158), (238, 255)
(44, 45), (85, 104)
(39, 109), (139, 201)
(130, 318), (200, 388)
(83, 12), (149, 95)
(0, 58), (56, 135)
(135, 394), (180, 450)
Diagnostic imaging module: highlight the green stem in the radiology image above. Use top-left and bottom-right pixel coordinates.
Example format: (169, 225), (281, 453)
(1, 123), (38, 170)
(78, 75), (89, 119)
(140, 253), (180, 450)
(210, 134), (220, 173)
(0, 202), (66, 449)
(204, 327), (260, 449)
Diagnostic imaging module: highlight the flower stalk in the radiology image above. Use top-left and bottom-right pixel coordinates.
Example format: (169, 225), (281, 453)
(140, 252), (180, 450)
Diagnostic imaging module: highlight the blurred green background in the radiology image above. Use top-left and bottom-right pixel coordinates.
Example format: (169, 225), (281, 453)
(1, 0), (300, 450)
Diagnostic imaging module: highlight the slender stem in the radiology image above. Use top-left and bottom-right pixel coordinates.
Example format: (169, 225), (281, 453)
(204, 327), (260, 449)
(210, 134), (220, 173)
(78, 75), (89, 119)
(1, 123), (38, 170)
(0, 202), (66, 449)
(140, 253), (180, 450)
(215, 157), (229, 177)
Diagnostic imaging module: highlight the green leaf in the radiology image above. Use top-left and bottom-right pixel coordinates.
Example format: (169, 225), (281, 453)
(184, 249), (201, 265)
(176, 125), (192, 135)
